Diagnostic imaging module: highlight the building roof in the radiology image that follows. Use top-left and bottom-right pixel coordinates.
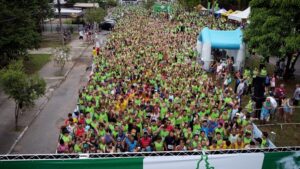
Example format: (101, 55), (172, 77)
(54, 8), (83, 16)
(74, 3), (99, 8)
(53, 0), (67, 5)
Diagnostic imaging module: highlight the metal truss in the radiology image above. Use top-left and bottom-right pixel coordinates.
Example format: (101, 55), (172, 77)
(1, 147), (299, 161)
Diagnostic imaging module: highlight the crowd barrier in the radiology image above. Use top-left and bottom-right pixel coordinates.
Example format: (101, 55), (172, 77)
(0, 147), (299, 169)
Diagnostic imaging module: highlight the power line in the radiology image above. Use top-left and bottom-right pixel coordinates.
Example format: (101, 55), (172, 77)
(0, 17), (17, 23)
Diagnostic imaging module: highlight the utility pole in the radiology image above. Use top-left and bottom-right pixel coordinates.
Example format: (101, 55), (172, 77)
(57, 0), (64, 46)
(93, 0), (97, 44)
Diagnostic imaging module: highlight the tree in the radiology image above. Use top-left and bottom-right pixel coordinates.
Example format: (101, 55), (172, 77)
(0, 61), (46, 130)
(244, 0), (300, 78)
(145, 0), (156, 10)
(53, 46), (71, 75)
(84, 7), (107, 24)
(0, 0), (52, 67)
(178, 0), (199, 11)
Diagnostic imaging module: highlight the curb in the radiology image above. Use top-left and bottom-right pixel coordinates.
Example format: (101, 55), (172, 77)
(6, 44), (91, 154)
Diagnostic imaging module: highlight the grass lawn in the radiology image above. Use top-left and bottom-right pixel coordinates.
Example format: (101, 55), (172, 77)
(39, 40), (62, 48)
(258, 124), (300, 147)
(24, 54), (51, 74)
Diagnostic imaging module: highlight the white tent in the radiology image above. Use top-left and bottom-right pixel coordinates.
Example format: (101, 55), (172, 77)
(228, 7), (250, 22)
(215, 8), (227, 14)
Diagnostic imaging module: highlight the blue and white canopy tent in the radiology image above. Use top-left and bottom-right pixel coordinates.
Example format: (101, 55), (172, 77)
(196, 27), (245, 71)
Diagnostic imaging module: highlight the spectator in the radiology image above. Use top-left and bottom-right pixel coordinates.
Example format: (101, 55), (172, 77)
(293, 84), (300, 106)
(260, 98), (272, 124)
(140, 132), (152, 152)
(282, 98), (293, 122)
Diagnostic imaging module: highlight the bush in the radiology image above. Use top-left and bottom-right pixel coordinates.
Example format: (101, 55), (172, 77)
(145, 0), (155, 10)
(107, 0), (118, 7)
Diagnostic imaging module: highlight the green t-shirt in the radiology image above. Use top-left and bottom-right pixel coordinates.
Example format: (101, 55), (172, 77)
(85, 117), (92, 125)
(85, 106), (95, 116)
(214, 128), (224, 136)
(154, 141), (164, 151)
(160, 130), (169, 138)
(91, 121), (98, 129)
(85, 95), (93, 102)
(99, 143), (106, 151)
(62, 135), (71, 144)
(74, 144), (81, 153)
(151, 125), (158, 132)
(244, 137), (252, 145)
(193, 124), (201, 134)
(216, 139), (223, 146)
(98, 128), (106, 137)
(135, 99), (141, 106)
(224, 97), (232, 104)
(211, 112), (219, 119)
(99, 113), (108, 123)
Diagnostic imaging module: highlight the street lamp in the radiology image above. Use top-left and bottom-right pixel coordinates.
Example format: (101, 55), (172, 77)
(57, 0), (64, 46)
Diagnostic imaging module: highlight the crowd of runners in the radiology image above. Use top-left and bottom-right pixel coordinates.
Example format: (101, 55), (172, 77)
(57, 6), (299, 154)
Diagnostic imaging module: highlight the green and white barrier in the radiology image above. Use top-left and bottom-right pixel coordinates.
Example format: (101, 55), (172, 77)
(1, 151), (299, 169)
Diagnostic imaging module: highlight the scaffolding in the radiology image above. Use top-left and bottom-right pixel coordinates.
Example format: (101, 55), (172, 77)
(1, 147), (299, 161)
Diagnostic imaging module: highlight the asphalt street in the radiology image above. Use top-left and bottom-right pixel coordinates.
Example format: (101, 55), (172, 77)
(11, 54), (91, 154)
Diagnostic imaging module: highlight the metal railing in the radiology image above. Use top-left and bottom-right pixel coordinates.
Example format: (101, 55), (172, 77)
(1, 147), (299, 161)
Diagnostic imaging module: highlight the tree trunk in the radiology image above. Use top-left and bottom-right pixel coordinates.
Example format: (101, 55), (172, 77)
(15, 102), (19, 130)
(283, 54), (292, 79)
(290, 54), (299, 74)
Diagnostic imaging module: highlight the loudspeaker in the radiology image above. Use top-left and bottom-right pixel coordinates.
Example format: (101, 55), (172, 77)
(253, 76), (265, 98)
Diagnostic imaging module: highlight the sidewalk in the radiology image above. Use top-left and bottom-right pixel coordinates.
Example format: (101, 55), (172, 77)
(0, 37), (95, 154)
(5, 32), (107, 154)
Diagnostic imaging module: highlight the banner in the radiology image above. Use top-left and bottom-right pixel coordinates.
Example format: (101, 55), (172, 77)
(153, 3), (172, 13)
(1, 152), (299, 169)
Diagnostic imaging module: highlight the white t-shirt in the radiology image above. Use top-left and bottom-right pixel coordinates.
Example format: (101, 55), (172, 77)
(270, 77), (276, 87)
(229, 134), (238, 144)
(267, 96), (278, 108)
(217, 65), (223, 73)
(79, 31), (84, 37)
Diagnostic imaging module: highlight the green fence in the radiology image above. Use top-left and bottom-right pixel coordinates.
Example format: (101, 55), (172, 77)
(1, 150), (299, 169)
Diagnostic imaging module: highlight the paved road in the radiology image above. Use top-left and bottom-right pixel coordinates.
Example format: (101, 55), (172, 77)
(11, 54), (91, 154)
(10, 32), (107, 154)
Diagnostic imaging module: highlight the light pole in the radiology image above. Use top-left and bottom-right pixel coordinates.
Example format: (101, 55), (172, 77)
(57, 0), (64, 46)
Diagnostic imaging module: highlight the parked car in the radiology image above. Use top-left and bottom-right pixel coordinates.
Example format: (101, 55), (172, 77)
(99, 19), (116, 31)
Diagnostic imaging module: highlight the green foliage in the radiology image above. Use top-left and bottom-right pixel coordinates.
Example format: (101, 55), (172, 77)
(84, 7), (107, 23)
(178, 0), (199, 11)
(0, 60), (46, 129)
(145, 0), (156, 10)
(0, 60), (46, 106)
(244, 0), (300, 59)
(0, 0), (52, 67)
(107, 0), (118, 7)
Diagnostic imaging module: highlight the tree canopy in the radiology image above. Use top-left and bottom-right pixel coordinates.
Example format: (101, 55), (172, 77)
(84, 7), (107, 23)
(244, 0), (300, 76)
(0, 0), (52, 67)
(0, 60), (46, 129)
(177, 0), (199, 11)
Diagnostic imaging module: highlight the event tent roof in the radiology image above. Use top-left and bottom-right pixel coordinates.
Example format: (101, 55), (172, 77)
(215, 8), (227, 14)
(228, 7), (250, 22)
(198, 27), (243, 49)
